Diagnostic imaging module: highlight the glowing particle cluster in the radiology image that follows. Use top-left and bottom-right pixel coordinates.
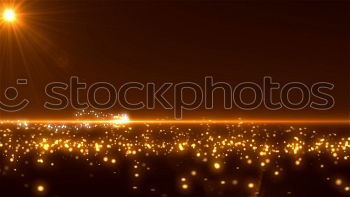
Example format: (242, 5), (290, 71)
(0, 111), (348, 195)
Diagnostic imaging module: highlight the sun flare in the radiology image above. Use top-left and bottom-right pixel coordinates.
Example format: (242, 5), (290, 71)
(2, 9), (16, 22)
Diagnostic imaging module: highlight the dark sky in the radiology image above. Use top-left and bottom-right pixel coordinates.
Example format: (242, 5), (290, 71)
(0, 0), (349, 119)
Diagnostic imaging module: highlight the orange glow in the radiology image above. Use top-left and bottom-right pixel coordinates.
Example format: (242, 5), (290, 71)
(0, 119), (349, 125)
(2, 8), (16, 22)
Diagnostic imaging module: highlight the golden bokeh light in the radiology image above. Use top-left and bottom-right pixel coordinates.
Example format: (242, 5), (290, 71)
(0, 110), (348, 195)
(335, 178), (342, 186)
(214, 162), (221, 170)
(37, 185), (45, 192)
(181, 184), (189, 190)
(248, 183), (254, 189)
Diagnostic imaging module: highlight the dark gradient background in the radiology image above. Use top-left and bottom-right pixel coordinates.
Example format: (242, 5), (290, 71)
(0, 0), (349, 119)
(0, 1), (349, 197)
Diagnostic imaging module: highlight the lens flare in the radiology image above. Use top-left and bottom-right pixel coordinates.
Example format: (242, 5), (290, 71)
(2, 9), (16, 22)
(111, 114), (130, 125)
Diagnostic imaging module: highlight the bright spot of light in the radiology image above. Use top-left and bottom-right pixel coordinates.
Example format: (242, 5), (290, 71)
(335, 178), (342, 186)
(112, 114), (130, 125)
(37, 185), (45, 192)
(3, 9), (16, 22)
(181, 184), (188, 190)
(191, 170), (197, 176)
(213, 162), (221, 170)
(248, 182), (254, 189)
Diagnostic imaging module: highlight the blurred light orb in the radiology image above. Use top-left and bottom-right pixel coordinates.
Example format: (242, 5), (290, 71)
(248, 183), (255, 189)
(3, 9), (16, 22)
(37, 185), (45, 192)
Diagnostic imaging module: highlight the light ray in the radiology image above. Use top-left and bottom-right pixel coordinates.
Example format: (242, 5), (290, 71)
(0, 118), (349, 125)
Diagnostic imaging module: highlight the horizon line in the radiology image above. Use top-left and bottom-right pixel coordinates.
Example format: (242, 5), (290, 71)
(0, 119), (349, 125)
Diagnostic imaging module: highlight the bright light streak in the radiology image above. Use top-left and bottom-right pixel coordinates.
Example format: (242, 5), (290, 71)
(111, 114), (130, 125)
(2, 9), (16, 22)
(0, 118), (349, 125)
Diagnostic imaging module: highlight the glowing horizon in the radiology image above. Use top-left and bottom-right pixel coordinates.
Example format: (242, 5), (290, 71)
(0, 118), (349, 125)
